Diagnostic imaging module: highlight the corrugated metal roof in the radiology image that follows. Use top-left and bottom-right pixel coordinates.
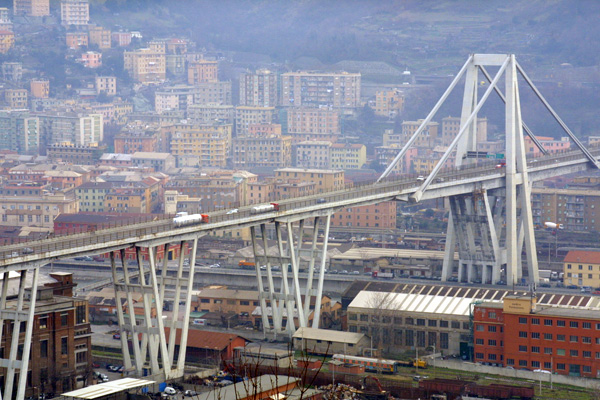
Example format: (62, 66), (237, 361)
(61, 378), (154, 399)
(293, 327), (366, 344)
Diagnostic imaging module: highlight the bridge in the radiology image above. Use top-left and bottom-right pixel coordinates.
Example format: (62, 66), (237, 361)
(1, 54), (598, 397)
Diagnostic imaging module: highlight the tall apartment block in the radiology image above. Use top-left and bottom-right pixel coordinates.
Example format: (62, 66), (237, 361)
(2, 62), (22, 81)
(187, 104), (234, 125)
(196, 81), (232, 105)
(235, 106), (276, 137)
(374, 88), (404, 118)
(280, 71), (361, 108)
(124, 48), (166, 84)
(88, 24), (111, 49)
(168, 123), (233, 168)
(13, 0), (49, 16)
(286, 107), (341, 136)
(60, 0), (89, 26)
(0, 110), (39, 153)
(239, 69), (278, 107)
(154, 85), (197, 114)
(188, 59), (218, 84)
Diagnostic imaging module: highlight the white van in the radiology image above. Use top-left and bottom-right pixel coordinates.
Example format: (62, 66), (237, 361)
(192, 319), (206, 326)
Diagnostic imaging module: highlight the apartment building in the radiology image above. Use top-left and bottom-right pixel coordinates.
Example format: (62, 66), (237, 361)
(187, 104), (234, 125)
(76, 181), (112, 212)
(332, 202), (396, 231)
(0, 183), (78, 229)
(188, 59), (218, 84)
(295, 141), (331, 169)
(168, 123), (232, 168)
(248, 123), (282, 137)
(46, 142), (105, 165)
(392, 120), (440, 148)
(0, 272), (92, 396)
(281, 71), (361, 108)
(4, 89), (28, 109)
(104, 186), (151, 213)
(0, 110), (39, 153)
(524, 136), (570, 156)
(473, 295), (600, 378)
(374, 89), (404, 118)
(563, 250), (600, 288)
(440, 116), (487, 147)
(235, 106), (276, 136)
(124, 48), (166, 83)
(60, 0), (89, 26)
(114, 133), (159, 154)
(88, 24), (111, 49)
(2, 61), (22, 81)
(13, 0), (49, 16)
(232, 135), (292, 169)
(131, 151), (176, 172)
(65, 31), (88, 49)
(239, 69), (278, 107)
(166, 53), (186, 77)
(274, 168), (345, 193)
(329, 143), (366, 170)
(164, 190), (202, 215)
(195, 81), (232, 105)
(155, 85), (197, 114)
(0, 30), (14, 53)
(37, 112), (103, 147)
(111, 31), (132, 47)
(80, 51), (101, 68)
(95, 76), (116, 96)
(530, 188), (600, 232)
(166, 171), (245, 210)
(286, 107), (341, 136)
(31, 79), (50, 98)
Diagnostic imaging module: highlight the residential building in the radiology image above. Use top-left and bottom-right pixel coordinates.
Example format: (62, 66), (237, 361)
(295, 141), (331, 169)
(75, 181), (112, 212)
(329, 143), (366, 170)
(187, 104), (234, 125)
(0, 110), (39, 153)
(0, 8), (10, 31)
(13, 0), (49, 16)
(31, 79), (50, 98)
(164, 190), (202, 215)
(375, 144), (413, 175)
(195, 81), (232, 105)
(530, 188), (600, 231)
(274, 180), (316, 200)
(2, 61), (22, 81)
(473, 295), (600, 378)
(46, 142), (106, 165)
(0, 183), (78, 229)
(88, 24), (111, 49)
(105, 186), (151, 213)
(232, 134), (292, 169)
(374, 89), (404, 118)
(4, 88), (28, 109)
(440, 116), (488, 147)
(332, 202), (397, 230)
(239, 69), (278, 107)
(274, 168), (345, 193)
(248, 123), (282, 137)
(94, 76), (116, 96)
(114, 133), (158, 154)
(168, 123), (232, 168)
(65, 31), (88, 49)
(154, 85), (197, 114)
(235, 106), (276, 137)
(281, 71), (361, 108)
(37, 112), (103, 148)
(111, 31), (132, 47)
(7, 163), (92, 186)
(60, 0), (89, 26)
(124, 48), (166, 84)
(0, 30), (14, 53)
(131, 152), (176, 172)
(0, 272), (92, 396)
(524, 136), (571, 156)
(187, 59), (218, 84)
(388, 120), (440, 148)
(80, 51), (101, 68)
(286, 107), (341, 141)
(563, 250), (600, 288)
(166, 53), (186, 77)
(246, 181), (275, 206)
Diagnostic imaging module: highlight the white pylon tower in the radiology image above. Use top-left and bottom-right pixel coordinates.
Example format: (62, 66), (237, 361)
(378, 54), (599, 285)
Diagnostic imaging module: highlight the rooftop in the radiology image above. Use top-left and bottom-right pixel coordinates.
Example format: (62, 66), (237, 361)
(292, 327), (366, 344)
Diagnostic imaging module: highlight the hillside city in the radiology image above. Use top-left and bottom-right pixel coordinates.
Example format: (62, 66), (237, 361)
(1, 1), (600, 400)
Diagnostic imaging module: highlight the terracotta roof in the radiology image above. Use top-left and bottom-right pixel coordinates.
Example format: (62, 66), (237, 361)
(564, 250), (600, 264)
(164, 327), (248, 350)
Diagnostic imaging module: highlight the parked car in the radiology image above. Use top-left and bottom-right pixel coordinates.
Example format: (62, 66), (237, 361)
(184, 390), (198, 397)
(163, 387), (177, 395)
(113, 333), (121, 340)
(22, 247), (34, 254)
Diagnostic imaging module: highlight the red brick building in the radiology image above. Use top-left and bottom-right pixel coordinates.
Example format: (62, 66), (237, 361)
(473, 295), (600, 378)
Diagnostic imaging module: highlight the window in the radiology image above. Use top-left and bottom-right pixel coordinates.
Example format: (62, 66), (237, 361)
(519, 317), (527, 324)
(557, 320), (566, 327)
(583, 365), (592, 373)
(519, 345), (527, 352)
(440, 320), (448, 328)
(583, 322), (591, 329)
(488, 354), (497, 361)
(531, 361), (540, 368)
(475, 352), (484, 359)
(428, 320), (437, 327)
(416, 319), (425, 326)
(406, 317), (414, 325)
(570, 350), (579, 357)
(531, 332), (540, 339)
(570, 335), (578, 342)
(75, 305), (86, 324)
(360, 314), (368, 322)
(349, 314), (357, 321)
(405, 330), (414, 347)
(519, 331), (527, 338)
(557, 363), (566, 370)
(488, 340), (497, 346)
(488, 325), (497, 332)
(584, 351), (591, 358)
(40, 340), (48, 358)
(61, 337), (68, 355)
(557, 349), (566, 356)
(488, 312), (496, 319)
(476, 338), (484, 345)
(557, 334), (565, 341)
(583, 337), (592, 344)
(440, 333), (449, 349)
(570, 321), (579, 328)
(519, 360), (527, 366)
(39, 316), (48, 329)
(544, 362), (552, 369)
(544, 333), (552, 340)
(544, 348), (553, 354)
(531, 346), (540, 353)
(61, 312), (68, 326)
(507, 358), (515, 366)
(544, 319), (553, 326)
(462, 322), (469, 330)
(476, 325), (484, 332)
(531, 318), (540, 325)
(451, 321), (460, 329)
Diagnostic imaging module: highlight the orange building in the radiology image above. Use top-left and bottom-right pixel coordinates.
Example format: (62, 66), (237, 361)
(80, 51), (102, 68)
(332, 202), (397, 230)
(66, 31), (88, 49)
(30, 79), (50, 98)
(88, 25), (111, 49)
(188, 59), (218, 84)
(0, 30), (14, 53)
(14, 0), (49, 16)
(524, 136), (571, 157)
(114, 134), (158, 154)
(473, 295), (600, 378)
